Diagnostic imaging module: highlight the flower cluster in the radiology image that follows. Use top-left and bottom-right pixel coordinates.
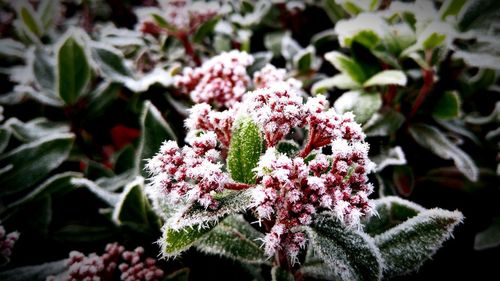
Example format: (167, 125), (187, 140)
(143, 0), (218, 34)
(0, 225), (19, 262)
(149, 81), (374, 262)
(146, 132), (227, 209)
(119, 247), (164, 281)
(175, 50), (254, 108)
(253, 64), (302, 91)
(47, 243), (164, 281)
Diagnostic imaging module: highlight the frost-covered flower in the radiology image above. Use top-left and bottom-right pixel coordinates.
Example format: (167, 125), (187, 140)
(146, 132), (228, 209)
(0, 225), (19, 262)
(150, 0), (218, 33)
(47, 243), (164, 281)
(241, 82), (305, 147)
(148, 85), (374, 263)
(252, 64), (302, 90)
(175, 50), (254, 108)
(119, 247), (164, 281)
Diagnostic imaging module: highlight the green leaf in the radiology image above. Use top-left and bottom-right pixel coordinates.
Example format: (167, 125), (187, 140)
(325, 51), (367, 84)
(6, 171), (81, 210)
(33, 48), (55, 93)
(474, 217), (500, 250)
(324, 0), (345, 22)
(168, 189), (254, 230)
(90, 44), (133, 82)
(363, 70), (407, 87)
(422, 32), (446, 50)
(348, 30), (380, 50)
(161, 224), (215, 258)
(151, 13), (177, 32)
(56, 33), (90, 105)
(0, 134), (74, 196)
(37, 0), (60, 30)
(193, 17), (219, 43)
(458, 0), (500, 31)
(195, 215), (267, 264)
(371, 146), (406, 172)
(19, 4), (43, 37)
(363, 108), (405, 137)
(0, 127), (11, 154)
(112, 177), (150, 225)
(409, 123), (478, 181)
(293, 46), (315, 73)
(0, 259), (67, 281)
(137, 101), (176, 177)
(375, 208), (463, 277)
(264, 31), (289, 57)
(271, 266), (294, 281)
(334, 91), (382, 124)
(306, 213), (383, 281)
(5, 117), (70, 143)
(227, 117), (263, 184)
(439, 0), (467, 20)
(363, 196), (425, 236)
(341, 1), (364, 15)
(432, 91), (461, 120)
(312, 74), (359, 94)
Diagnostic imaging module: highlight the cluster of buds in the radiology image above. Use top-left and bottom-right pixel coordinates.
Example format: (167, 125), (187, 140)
(47, 243), (164, 281)
(252, 64), (302, 91)
(175, 50), (254, 108)
(146, 132), (227, 209)
(0, 225), (19, 262)
(119, 247), (164, 281)
(141, 0), (218, 36)
(150, 75), (375, 263)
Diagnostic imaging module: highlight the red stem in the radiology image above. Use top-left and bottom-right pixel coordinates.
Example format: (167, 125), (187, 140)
(298, 126), (315, 158)
(384, 84), (397, 106)
(409, 50), (434, 118)
(178, 33), (201, 66)
(224, 182), (252, 190)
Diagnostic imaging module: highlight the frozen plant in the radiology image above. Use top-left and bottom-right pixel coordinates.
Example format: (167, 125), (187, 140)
(146, 80), (464, 280)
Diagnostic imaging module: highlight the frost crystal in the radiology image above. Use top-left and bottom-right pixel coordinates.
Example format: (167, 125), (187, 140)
(175, 50), (254, 108)
(146, 132), (228, 209)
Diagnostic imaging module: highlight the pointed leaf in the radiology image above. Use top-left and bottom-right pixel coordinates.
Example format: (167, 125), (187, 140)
(409, 123), (478, 181)
(306, 214), (383, 281)
(334, 91), (382, 124)
(227, 117), (263, 184)
(195, 215), (267, 264)
(70, 178), (119, 206)
(363, 196), (426, 237)
(0, 134), (74, 196)
(193, 17), (219, 43)
(112, 177), (151, 225)
(137, 101), (176, 176)
(439, 0), (467, 20)
(37, 0), (60, 30)
(324, 51), (367, 84)
(312, 74), (359, 94)
(375, 208), (463, 277)
(363, 108), (405, 137)
(363, 70), (407, 87)
(432, 91), (461, 120)
(169, 189), (253, 230)
(372, 146), (406, 172)
(161, 224), (215, 258)
(6, 171), (81, 210)
(6, 117), (70, 143)
(56, 33), (90, 105)
(19, 4), (43, 37)
(90, 44), (133, 82)
(293, 46), (315, 73)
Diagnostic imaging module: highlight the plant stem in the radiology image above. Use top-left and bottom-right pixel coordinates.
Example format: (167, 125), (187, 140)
(298, 127), (315, 158)
(224, 182), (252, 190)
(178, 33), (201, 66)
(409, 50), (434, 118)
